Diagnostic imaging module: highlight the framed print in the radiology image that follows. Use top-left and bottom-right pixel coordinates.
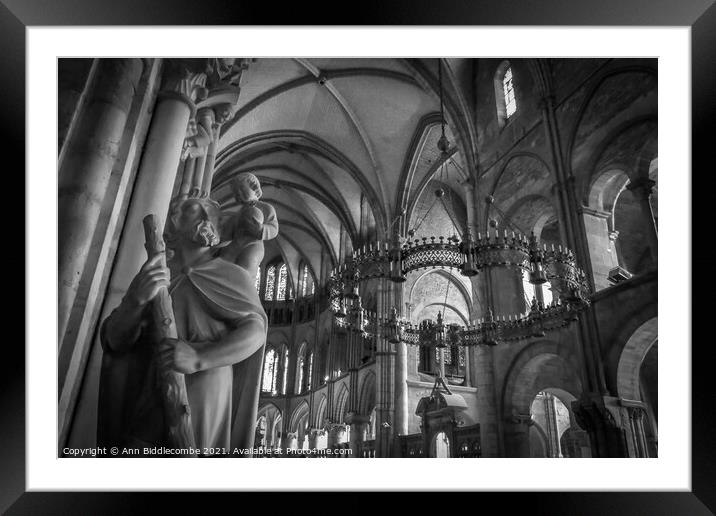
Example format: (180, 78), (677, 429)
(7, 0), (715, 513)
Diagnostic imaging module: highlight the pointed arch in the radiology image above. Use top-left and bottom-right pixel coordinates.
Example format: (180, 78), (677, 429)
(358, 372), (376, 415)
(334, 383), (350, 423)
(314, 395), (328, 428)
(289, 400), (310, 433)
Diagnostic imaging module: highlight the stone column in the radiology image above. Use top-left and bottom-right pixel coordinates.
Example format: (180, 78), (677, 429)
(627, 178), (658, 264)
(283, 432), (298, 451)
(628, 406), (649, 458)
(307, 428), (320, 449)
(102, 65), (202, 308)
(57, 58), (144, 343)
(374, 278), (395, 457)
(474, 343), (499, 457)
(200, 109), (224, 197)
(327, 423), (348, 449)
(539, 89), (606, 397)
(345, 413), (370, 457)
(461, 178), (477, 237)
(543, 393), (561, 457)
(394, 341), (409, 437)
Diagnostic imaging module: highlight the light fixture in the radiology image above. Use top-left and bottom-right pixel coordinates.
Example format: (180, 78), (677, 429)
(328, 58), (591, 348)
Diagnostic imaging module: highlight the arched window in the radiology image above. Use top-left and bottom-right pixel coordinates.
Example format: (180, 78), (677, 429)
(296, 355), (304, 394)
(295, 343), (313, 394)
(281, 347), (289, 395)
(304, 351), (314, 393)
(261, 348), (279, 394)
(494, 60), (517, 128)
(503, 66), (517, 118)
(276, 264), (288, 300)
(299, 262), (315, 298)
(264, 264), (276, 301)
(301, 263), (308, 297)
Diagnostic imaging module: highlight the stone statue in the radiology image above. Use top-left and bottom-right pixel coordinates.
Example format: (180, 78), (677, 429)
(97, 174), (278, 454)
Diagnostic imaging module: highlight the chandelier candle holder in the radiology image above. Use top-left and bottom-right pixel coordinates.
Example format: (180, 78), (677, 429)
(328, 58), (591, 349)
(329, 228), (591, 348)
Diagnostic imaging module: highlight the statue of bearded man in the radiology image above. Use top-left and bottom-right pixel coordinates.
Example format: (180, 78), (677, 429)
(98, 175), (278, 454)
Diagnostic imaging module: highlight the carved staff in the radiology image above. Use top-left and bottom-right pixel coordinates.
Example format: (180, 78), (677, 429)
(143, 214), (197, 453)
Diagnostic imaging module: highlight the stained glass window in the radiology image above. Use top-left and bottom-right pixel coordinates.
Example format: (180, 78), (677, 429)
(306, 352), (313, 392)
(262, 348), (277, 393)
(255, 266), (261, 293)
(458, 347), (466, 367)
(503, 67), (517, 118)
(296, 356), (304, 393)
(281, 347), (289, 394)
(264, 265), (276, 301)
(301, 264), (308, 297)
(276, 264), (287, 300)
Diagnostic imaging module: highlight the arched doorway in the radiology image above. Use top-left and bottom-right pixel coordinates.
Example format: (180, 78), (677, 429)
(529, 389), (591, 458)
(616, 317), (658, 457)
(502, 340), (586, 457)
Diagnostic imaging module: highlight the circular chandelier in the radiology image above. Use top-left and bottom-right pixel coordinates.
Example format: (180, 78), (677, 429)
(329, 59), (591, 348)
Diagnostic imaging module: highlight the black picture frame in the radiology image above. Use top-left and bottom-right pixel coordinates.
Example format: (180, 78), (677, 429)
(7, 0), (714, 513)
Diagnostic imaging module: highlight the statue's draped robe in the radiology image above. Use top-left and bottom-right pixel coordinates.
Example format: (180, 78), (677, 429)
(98, 255), (267, 453)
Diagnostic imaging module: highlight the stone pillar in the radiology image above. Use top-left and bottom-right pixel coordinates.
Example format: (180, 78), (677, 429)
(627, 178), (658, 264)
(461, 178), (477, 237)
(488, 265), (524, 318)
(504, 414), (532, 457)
(628, 406), (650, 458)
(200, 110), (223, 197)
(345, 413), (370, 457)
(474, 343), (500, 457)
(57, 58), (144, 343)
(283, 432), (298, 451)
(543, 393), (561, 457)
(394, 341), (409, 437)
(307, 428), (319, 449)
(375, 278), (396, 457)
(327, 423), (348, 448)
(102, 67), (200, 308)
(539, 89), (606, 397)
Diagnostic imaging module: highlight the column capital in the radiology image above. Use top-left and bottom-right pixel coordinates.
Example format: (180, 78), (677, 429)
(161, 58), (254, 119)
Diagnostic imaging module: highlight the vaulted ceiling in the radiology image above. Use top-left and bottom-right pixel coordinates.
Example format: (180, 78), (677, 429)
(212, 58), (477, 285)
